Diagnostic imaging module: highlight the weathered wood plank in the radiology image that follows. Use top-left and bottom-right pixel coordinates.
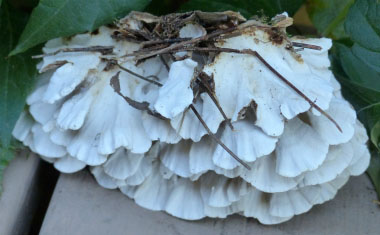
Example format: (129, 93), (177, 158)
(40, 170), (380, 235)
(0, 152), (41, 235)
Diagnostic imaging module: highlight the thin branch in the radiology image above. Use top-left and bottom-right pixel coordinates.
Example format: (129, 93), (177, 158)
(32, 46), (114, 58)
(190, 104), (251, 170)
(110, 72), (166, 120)
(122, 25), (239, 60)
(251, 50), (342, 133)
(137, 43), (169, 53)
(116, 63), (163, 87)
(113, 64), (249, 170)
(40, 60), (69, 72)
(159, 55), (170, 71)
(198, 72), (234, 130)
(173, 47), (342, 132)
(120, 28), (152, 40)
(141, 37), (191, 47)
(291, 42), (322, 50)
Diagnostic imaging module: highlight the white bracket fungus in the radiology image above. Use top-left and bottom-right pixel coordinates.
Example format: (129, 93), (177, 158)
(13, 11), (370, 224)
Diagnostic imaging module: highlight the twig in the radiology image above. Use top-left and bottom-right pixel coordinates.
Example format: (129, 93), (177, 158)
(159, 55), (170, 71)
(251, 50), (342, 132)
(110, 72), (166, 119)
(190, 105), (251, 170)
(137, 43), (168, 53)
(123, 25), (239, 60)
(158, 55), (247, 168)
(172, 47), (342, 132)
(120, 28), (152, 40)
(198, 72), (234, 130)
(114, 63), (249, 169)
(32, 46), (114, 58)
(141, 37), (191, 47)
(291, 42), (322, 50)
(40, 60), (69, 72)
(116, 63), (163, 86)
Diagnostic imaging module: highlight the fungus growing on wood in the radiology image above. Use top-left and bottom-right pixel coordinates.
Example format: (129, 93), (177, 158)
(13, 11), (370, 224)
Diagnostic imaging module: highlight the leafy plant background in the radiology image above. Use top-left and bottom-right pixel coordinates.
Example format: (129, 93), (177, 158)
(0, 0), (379, 198)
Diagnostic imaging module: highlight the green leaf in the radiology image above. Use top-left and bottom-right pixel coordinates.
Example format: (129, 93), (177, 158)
(0, 3), (36, 147)
(360, 105), (380, 149)
(306, 0), (354, 39)
(10, 0), (151, 56)
(344, 0), (380, 52)
(336, 76), (380, 135)
(10, 0), (39, 9)
(371, 121), (380, 150)
(145, 0), (187, 16)
(336, 43), (380, 92)
(180, 0), (305, 18)
(333, 0), (380, 133)
(338, 77), (380, 150)
(368, 151), (380, 199)
(0, 146), (14, 194)
(0, 2), (38, 195)
(329, 0), (380, 197)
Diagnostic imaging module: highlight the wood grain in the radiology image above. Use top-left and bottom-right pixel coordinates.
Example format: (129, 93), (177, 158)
(40, 170), (380, 235)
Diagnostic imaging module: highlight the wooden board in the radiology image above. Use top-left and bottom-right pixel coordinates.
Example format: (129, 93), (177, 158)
(0, 152), (41, 235)
(40, 170), (380, 235)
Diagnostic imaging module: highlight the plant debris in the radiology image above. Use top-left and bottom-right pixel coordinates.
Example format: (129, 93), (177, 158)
(18, 10), (371, 224)
(32, 11), (341, 169)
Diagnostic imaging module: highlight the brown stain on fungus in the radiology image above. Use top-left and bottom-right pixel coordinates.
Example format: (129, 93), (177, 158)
(216, 39), (226, 46)
(238, 100), (258, 122)
(265, 27), (284, 45)
(298, 112), (312, 126)
(241, 26), (257, 37)
(91, 28), (99, 35)
(40, 60), (69, 73)
(62, 35), (74, 43)
(293, 52), (304, 63)
(206, 53), (221, 68)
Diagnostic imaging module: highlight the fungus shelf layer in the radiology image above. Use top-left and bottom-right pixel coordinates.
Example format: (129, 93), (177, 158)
(13, 11), (370, 224)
